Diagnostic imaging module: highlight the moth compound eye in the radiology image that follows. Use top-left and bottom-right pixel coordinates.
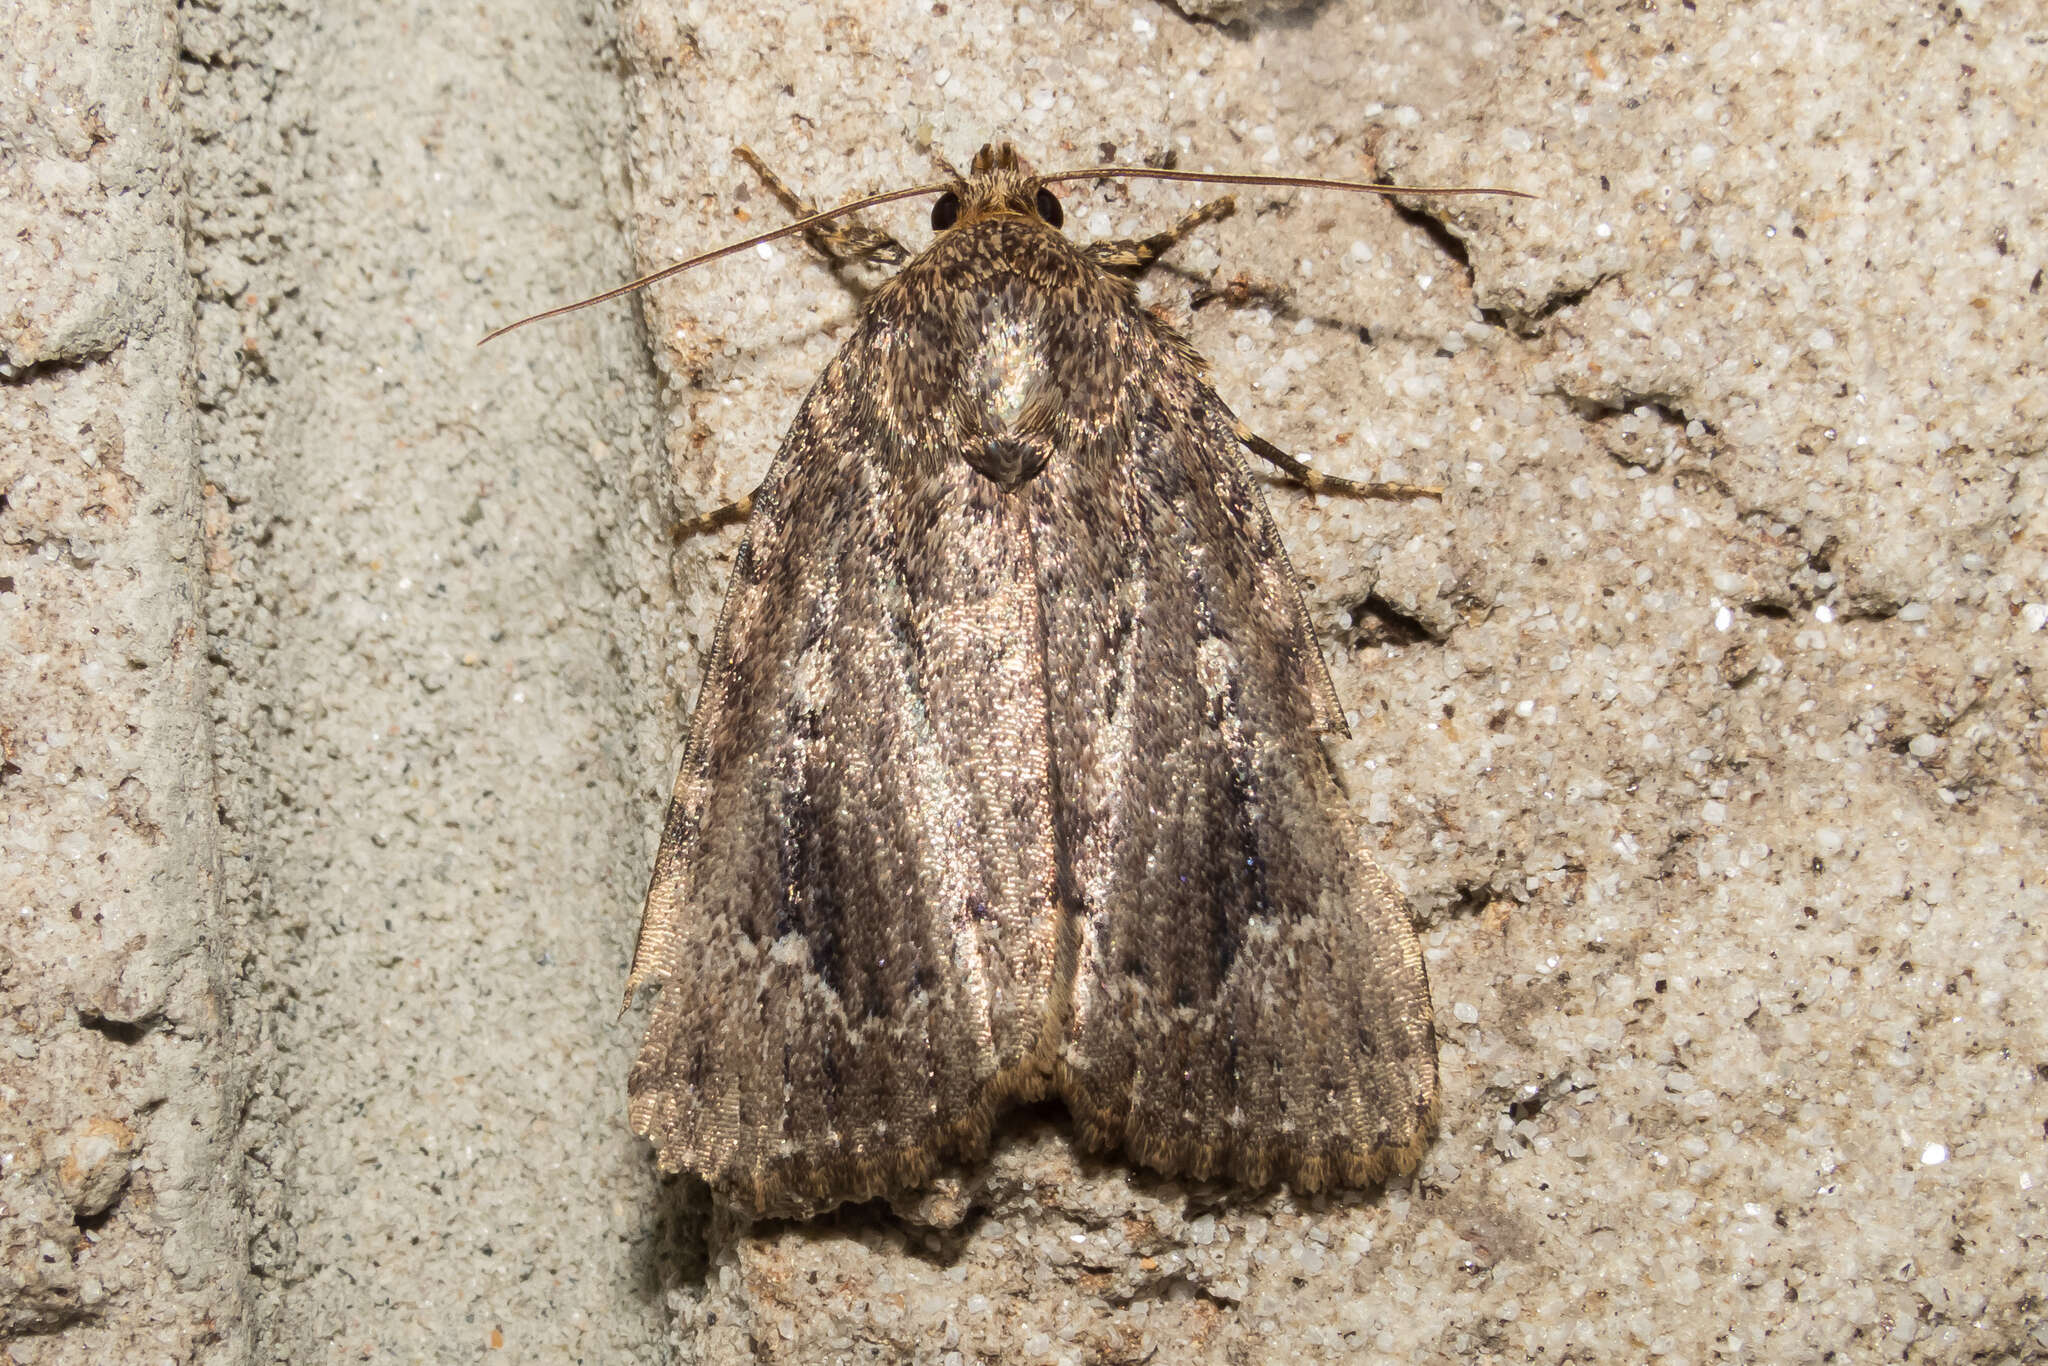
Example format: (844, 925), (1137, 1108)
(931, 192), (960, 231)
(1034, 186), (1064, 228)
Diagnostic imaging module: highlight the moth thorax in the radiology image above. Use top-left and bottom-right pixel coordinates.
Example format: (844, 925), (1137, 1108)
(954, 310), (1060, 492)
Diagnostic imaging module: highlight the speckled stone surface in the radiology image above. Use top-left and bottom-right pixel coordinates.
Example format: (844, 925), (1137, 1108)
(4, 0), (2043, 1362)
(8, 0), (679, 1360)
(613, 1), (2045, 1362)
(4, 0), (242, 1356)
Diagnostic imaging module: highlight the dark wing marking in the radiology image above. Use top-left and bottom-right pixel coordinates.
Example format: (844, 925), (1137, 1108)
(627, 346), (1069, 1219)
(1039, 335), (1438, 1191)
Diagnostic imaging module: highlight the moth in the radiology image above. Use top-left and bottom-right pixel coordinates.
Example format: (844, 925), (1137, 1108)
(486, 143), (1523, 1219)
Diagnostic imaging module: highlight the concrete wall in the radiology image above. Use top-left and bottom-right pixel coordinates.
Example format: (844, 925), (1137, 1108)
(4, 0), (2042, 1362)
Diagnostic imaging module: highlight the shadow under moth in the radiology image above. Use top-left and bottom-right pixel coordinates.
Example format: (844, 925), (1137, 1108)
(486, 142), (1524, 1220)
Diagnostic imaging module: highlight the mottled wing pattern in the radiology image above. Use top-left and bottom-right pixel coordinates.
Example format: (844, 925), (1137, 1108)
(627, 342), (1068, 1219)
(628, 152), (1436, 1214)
(1037, 326), (1438, 1190)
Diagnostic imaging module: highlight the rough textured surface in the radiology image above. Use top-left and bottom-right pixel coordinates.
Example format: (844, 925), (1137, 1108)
(9, 0), (678, 1360)
(4, 0), (2043, 1362)
(3, 0), (243, 1357)
(615, 1), (2045, 1362)
(180, 0), (680, 1360)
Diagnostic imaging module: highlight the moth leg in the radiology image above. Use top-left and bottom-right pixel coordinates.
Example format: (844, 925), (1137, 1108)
(1083, 196), (1237, 272)
(1237, 423), (1443, 502)
(734, 146), (909, 267)
(674, 492), (754, 538)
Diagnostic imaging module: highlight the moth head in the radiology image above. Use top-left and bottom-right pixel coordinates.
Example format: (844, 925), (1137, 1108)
(929, 143), (1065, 236)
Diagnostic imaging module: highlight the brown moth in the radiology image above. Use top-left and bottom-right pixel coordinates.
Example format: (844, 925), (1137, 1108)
(489, 143), (1523, 1220)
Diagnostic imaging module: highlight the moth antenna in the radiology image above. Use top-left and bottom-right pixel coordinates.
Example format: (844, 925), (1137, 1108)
(482, 160), (1529, 345)
(478, 173), (950, 345)
(1039, 164), (1535, 203)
